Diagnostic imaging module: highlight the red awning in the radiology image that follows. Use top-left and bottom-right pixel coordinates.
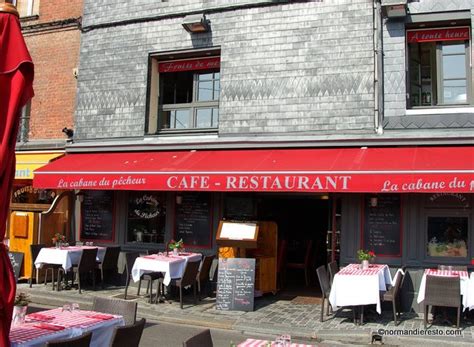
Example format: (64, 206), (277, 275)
(33, 147), (474, 193)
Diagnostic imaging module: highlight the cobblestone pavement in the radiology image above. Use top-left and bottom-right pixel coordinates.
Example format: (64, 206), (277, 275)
(18, 283), (474, 346)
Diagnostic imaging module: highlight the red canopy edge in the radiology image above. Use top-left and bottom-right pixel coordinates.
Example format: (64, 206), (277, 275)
(33, 147), (474, 193)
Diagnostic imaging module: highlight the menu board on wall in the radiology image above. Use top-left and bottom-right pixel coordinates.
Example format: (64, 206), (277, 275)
(216, 258), (255, 312)
(175, 192), (211, 248)
(81, 191), (114, 241)
(363, 195), (402, 257)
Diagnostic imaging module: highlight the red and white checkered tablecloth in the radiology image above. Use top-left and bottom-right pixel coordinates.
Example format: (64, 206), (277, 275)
(25, 308), (122, 329)
(237, 338), (314, 347)
(425, 268), (469, 279)
(338, 263), (385, 276)
(10, 322), (71, 345)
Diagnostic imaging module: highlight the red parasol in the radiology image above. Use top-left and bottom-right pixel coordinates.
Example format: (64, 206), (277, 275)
(0, 2), (34, 346)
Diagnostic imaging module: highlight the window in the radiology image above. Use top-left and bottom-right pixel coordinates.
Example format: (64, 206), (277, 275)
(12, 0), (39, 17)
(426, 216), (469, 258)
(127, 192), (166, 244)
(147, 52), (220, 133)
(407, 27), (471, 107)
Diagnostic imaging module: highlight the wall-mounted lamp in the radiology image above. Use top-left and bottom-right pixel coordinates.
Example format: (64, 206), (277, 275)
(370, 197), (378, 207)
(182, 14), (210, 33)
(381, 0), (407, 18)
(176, 195), (183, 205)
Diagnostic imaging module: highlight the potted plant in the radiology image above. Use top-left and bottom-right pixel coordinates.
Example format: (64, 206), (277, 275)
(168, 239), (184, 255)
(52, 233), (66, 248)
(357, 249), (375, 270)
(12, 292), (30, 326)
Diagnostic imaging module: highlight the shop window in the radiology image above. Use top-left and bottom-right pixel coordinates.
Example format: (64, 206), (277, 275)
(407, 27), (471, 107)
(11, 183), (55, 205)
(426, 216), (469, 258)
(147, 50), (220, 134)
(127, 192), (166, 244)
(12, 0), (39, 17)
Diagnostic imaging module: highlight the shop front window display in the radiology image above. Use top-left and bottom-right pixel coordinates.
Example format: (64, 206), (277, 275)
(127, 192), (166, 244)
(426, 216), (468, 257)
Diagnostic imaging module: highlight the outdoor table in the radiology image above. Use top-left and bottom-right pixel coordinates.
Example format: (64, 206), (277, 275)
(34, 246), (106, 271)
(465, 273), (474, 310)
(416, 268), (469, 309)
(131, 252), (202, 286)
(328, 263), (392, 314)
(10, 308), (124, 347)
(237, 339), (314, 347)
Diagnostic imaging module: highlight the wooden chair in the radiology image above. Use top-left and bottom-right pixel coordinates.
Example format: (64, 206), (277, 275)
(327, 261), (339, 286)
(381, 266), (406, 325)
(59, 248), (98, 293)
(92, 297), (137, 325)
(109, 318), (146, 347)
(424, 275), (461, 329)
(46, 332), (92, 347)
(96, 246), (121, 288)
(182, 329), (213, 347)
(197, 255), (215, 300)
(286, 240), (313, 286)
(159, 260), (201, 308)
(316, 265), (332, 322)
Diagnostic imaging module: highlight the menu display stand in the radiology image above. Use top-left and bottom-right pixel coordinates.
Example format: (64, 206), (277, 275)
(217, 221), (277, 295)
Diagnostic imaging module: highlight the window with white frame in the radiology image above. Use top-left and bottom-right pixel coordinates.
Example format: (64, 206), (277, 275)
(12, 0), (39, 17)
(407, 26), (471, 107)
(147, 51), (220, 134)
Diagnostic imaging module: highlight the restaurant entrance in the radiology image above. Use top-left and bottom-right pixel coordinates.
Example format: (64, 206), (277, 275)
(256, 194), (330, 290)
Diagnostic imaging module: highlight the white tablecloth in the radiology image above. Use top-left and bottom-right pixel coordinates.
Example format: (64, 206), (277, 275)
(416, 269), (469, 309)
(465, 273), (474, 310)
(131, 252), (202, 286)
(329, 264), (392, 314)
(34, 246), (106, 271)
(10, 308), (124, 347)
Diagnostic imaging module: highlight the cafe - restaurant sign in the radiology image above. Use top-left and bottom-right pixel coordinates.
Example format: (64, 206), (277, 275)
(407, 27), (470, 43)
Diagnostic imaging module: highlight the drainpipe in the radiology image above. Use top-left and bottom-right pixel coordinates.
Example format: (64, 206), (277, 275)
(374, 0), (384, 135)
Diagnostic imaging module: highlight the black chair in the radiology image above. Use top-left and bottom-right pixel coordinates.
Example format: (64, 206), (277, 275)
(327, 261), (339, 286)
(46, 331), (92, 347)
(92, 297), (137, 325)
(59, 248), (98, 293)
(124, 252), (140, 300)
(424, 275), (461, 329)
(97, 246), (121, 288)
(29, 244), (44, 288)
(316, 265), (332, 322)
(109, 317), (146, 347)
(182, 329), (213, 347)
(381, 266), (406, 325)
(159, 260), (201, 308)
(197, 255), (215, 300)
(286, 240), (313, 286)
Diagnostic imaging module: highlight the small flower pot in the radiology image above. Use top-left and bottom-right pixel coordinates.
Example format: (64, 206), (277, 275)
(360, 260), (369, 270)
(12, 305), (27, 326)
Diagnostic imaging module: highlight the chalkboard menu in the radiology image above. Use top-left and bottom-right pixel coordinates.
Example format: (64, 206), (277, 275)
(216, 258), (255, 312)
(175, 192), (211, 248)
(81, 190), (114, 241)
(363, 195), (402, 257)
(8, 252), (24, 280)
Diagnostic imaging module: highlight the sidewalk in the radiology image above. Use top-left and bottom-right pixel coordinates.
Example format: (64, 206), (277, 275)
(17, 283), (474, 346)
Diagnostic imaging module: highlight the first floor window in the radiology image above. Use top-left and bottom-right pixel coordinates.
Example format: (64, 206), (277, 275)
(12, 0), (39, 17)
(127, 192), (166, 244)
(426, 216), (469, 258)
(407, 27), (471, 107)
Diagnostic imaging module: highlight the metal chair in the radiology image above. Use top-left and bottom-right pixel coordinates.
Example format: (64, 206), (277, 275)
(381, 266), (406, 325)
(159, 260), (201, 308)
(46, 331), (92, 347)
(59, 248), (98, 293)
(182, 329), (213, 347)
(29, 244), (44, 287)
(424, 275), (461, 329)
(327, 261), (339, 286)
(97, 246), (121, 288)
(197, 255), (215, 300)
(124, 252), (140, 300)
(286, 240), (313, 286)
(109, 317), (146, 347)
(316, 265), (332, 322)
(92, 297), (137, 325)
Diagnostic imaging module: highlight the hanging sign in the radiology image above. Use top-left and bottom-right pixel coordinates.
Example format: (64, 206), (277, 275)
(158, 57), (220, 73)
(407, 27), (470, 43)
